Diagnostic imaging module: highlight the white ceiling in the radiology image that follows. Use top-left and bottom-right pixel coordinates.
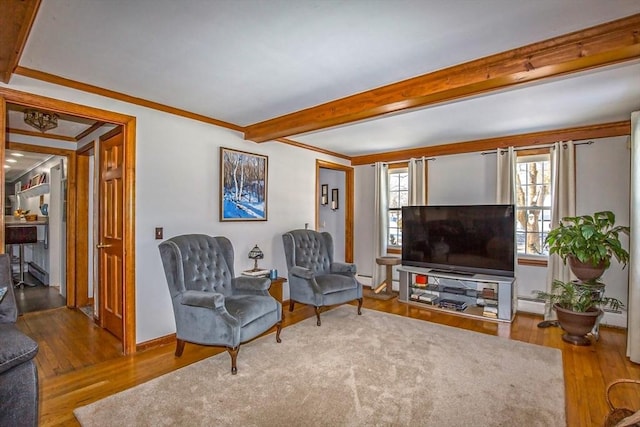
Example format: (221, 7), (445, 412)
(12, 0), (640, 157)
(4, 149), (53, 183)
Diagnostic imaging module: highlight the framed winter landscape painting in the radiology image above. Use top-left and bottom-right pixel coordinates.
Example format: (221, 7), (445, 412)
(220, 147), (268, 221)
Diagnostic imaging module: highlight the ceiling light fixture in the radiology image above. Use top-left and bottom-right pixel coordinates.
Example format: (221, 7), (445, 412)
(6, 159), (17, 163)
(24, 109), (59, 133)
(11, 153), (24, 157)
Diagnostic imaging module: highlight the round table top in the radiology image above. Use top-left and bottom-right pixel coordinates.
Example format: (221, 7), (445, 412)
(376, 256), (401, 266)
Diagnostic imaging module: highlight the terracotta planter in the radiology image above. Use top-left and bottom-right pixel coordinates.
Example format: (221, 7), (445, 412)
(554, 303), (602, 346)
(568, 255), (606, 282)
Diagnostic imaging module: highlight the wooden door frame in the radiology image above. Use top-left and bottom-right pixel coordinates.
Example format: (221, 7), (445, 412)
(0, 87), (137, 355)
(76, 141), (95, 310)
(315, 160), (354, 262)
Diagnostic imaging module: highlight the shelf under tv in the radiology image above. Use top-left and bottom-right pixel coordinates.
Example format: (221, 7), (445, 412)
(398, 265), (516, 323)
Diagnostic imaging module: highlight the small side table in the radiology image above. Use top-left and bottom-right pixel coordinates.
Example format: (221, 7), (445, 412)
(368, 256), (400, 300)
(269, 277), (287, 304)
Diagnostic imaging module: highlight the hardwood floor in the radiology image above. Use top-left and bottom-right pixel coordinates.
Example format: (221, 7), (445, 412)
(15, 297), (640, 426)
(13, 274), (66, 314)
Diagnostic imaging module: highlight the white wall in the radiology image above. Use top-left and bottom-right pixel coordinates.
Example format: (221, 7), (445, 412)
(427, 152), (496, 205)
(354, 137), (631, 312)
(354, 165), (375, 278)
(2, 75), (349, 343)
(318, 168), (345, 260)
(575, 137), (630, 305)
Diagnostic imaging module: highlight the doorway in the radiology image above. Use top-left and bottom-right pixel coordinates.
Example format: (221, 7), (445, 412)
(5, 146), (68, 313)
(0, 88), (137, 354)
(316, 160), (354, 262)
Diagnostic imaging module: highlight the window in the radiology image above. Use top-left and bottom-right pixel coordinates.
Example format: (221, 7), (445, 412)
(387, 166), (408, 248)
(515, 153), (551, 256)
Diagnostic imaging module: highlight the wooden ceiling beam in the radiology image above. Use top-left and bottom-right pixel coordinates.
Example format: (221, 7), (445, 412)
(350, 121), (630, 165)
(0, 0), (40, 83)
(244, 14), (640, 143)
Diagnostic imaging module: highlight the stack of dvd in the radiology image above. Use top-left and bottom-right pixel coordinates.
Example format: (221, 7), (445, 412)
(439, 299), (467, 311)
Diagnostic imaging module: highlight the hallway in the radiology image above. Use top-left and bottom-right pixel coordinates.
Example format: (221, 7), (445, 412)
(13, 272), (65, 314)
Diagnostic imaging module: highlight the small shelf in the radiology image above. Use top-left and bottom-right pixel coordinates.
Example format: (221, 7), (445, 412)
(399, 266), (516, 322)
(18, 183), (49, 198)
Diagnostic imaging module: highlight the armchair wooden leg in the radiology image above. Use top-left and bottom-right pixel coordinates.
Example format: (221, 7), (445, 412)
(175, 339), (185, 357)
(315, 306), (321, 326)
(227, 347), (239, 375)
(357, 298), (363, 315)
(275, 321), (282, 343)
(289, 300), (295, 312)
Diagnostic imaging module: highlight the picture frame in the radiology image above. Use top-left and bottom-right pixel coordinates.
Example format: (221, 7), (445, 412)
(220, 147), (268, 221)
(29, 174), (41, 188)
(321, 184), (328, 205)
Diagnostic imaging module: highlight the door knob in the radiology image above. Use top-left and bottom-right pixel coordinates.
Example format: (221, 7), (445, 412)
(96, 243), (113, 249)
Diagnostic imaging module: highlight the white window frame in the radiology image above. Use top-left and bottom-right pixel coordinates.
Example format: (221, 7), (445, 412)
(387, 165), (408, 251)
(515, 152), (552, 258)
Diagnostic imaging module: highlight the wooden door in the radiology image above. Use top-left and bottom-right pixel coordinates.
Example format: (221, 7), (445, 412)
(98, 128), (124, 340)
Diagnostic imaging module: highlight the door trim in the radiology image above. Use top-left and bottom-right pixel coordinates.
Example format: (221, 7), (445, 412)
(315, 160), (354, 263)
(0, 87), (137, 355)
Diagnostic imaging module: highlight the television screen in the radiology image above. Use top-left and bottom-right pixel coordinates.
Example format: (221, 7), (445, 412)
(401, 204), (515, 277)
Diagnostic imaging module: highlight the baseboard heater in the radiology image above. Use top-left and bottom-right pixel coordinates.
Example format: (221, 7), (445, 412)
(28, 262), (49, 286)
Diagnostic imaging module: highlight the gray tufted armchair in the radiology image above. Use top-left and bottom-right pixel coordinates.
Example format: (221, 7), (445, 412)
(282, 229), (362, 326)
(159, 234), (282, 374)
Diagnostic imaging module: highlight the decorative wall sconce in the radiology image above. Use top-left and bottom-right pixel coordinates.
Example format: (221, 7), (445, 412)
(331, 188), (339, 210)
(321, 184), (328, 205)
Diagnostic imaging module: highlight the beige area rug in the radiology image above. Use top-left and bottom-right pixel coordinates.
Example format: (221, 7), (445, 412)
(74, 306), (565, 426)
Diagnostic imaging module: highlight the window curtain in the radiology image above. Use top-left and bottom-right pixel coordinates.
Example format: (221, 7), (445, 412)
(628, 111), (640, 364)
(372, 162), (389, 288)
(544, 141), (576, 319)
(496, 147), (516, 204)
(408, 157), (428, 205)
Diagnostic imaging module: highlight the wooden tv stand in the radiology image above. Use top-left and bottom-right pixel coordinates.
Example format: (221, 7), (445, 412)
(398, 266), (516, 322)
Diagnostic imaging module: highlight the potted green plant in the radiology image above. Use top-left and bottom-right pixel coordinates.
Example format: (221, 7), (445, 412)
(545, 211), (630, 281)
(535, 280), (623, 345)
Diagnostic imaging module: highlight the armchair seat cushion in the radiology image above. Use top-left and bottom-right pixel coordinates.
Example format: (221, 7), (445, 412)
(316, 273), (360, 294)
(0, 324), (38, 375)
(225, 295), (280, 327)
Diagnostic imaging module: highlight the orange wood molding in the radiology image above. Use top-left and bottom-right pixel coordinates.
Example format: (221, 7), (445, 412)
(0, 0), (40, 83)
(277, 137), (351, 160)
(6, 140), (75, 157)
(518, 258), (548, 267)
(136, 333), (177, 352)
(7, 127), (77, 142)
(13, 66), (245, 132)
(350, 121), (630, 165)
(75, 121), (106, 141)
(316, 159), (354, 262)
(0, 98), (5, 248)
(244, 14), (640, 143)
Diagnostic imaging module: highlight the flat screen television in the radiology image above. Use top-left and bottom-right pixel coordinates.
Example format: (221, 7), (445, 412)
(401, 204), (515, 277)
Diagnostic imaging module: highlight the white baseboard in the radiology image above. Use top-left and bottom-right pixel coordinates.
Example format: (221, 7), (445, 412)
(517, 298), (627, 328)
(517, 299), (545, 315)
(357, 275), (372, 287)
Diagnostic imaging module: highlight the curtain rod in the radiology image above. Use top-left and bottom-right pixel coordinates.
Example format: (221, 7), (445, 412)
(480, 140), (594, 155)
(370, 157), (436, 166)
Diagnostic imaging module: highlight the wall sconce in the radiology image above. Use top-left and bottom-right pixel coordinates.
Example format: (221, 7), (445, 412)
(331, 188), (339, 210)
(321, 184), (328, 205)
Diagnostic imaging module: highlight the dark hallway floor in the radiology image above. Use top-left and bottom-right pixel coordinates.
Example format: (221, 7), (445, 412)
(13, 272), (66, 314)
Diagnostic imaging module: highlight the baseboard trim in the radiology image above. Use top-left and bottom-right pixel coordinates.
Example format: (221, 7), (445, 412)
(136, 333), (175, 352)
